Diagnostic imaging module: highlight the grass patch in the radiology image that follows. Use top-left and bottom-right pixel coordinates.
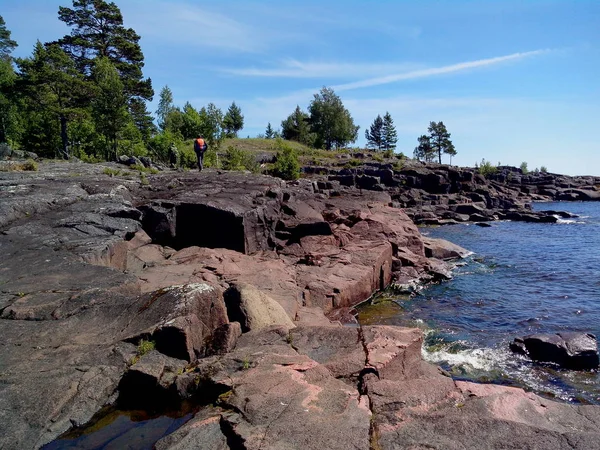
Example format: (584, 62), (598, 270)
(0, 159), (38, 172)
(130, 164), (159, 174)
(102, 167), (122, 177)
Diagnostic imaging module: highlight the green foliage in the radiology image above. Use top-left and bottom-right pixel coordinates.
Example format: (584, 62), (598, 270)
(0, 57), (18, 145)
(57, 0), (153, 102)
(222, 145), (258, 172)
(540, 165), (548, 173)
(346, 158), (362, 167)
(133, 339), (155, 362)
(392, 160), (404, 171)
(156, 85), (175, 131)
(414, 134), (435, 162)
(281, 105), (315, 146)
(477, 159), (498, 178)
(91, 57), (129, 160)
(102, 167), (122, 177)
(222, 102), (244, 138)
(372, 153), (384, 162)
(382, 111), (397, 151)
(308, 87), (359, 150)
(427, 121), (455, 164)
(383, 149), (394, 159)
(272, 139), (300, 180)
(265, 122), (275, 139)
(1, 159), (38, 172)
(520, 161), (529, 174)
(0, 15), (18, 60)
(17, 42), (92, 158)
(139, 172), (149, 185)
(365, 114), (384, 150)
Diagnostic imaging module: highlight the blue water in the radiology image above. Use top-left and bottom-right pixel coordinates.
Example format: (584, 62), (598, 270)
(387, 202), (600, 403)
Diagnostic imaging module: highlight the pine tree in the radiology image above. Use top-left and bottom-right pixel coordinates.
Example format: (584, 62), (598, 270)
(56, 0), (153, 102)
(382, 111), (397, 151)
(0, 16), (18, 144)
(365, 114), (384, 150)
(0, 15), (18, 60)
(156, 85), (174, 131)
(91, 57), (129, 160)
(414, 134), (435, 162)
(265, 122), (274, 139)
(223, 102), (244, 138)
(308, 87), (358, 150)
(129, 97), (156, 142)
(427, 121), (455, 164)
(17, 42), (92, 158)
(281, 105), (313, 146)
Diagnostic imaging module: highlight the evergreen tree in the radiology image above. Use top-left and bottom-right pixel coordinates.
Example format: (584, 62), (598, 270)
(91, 57), (129, 159)
(427, 121), (455, 164)
(414, 134), (435, 162)
(0, 58), (18, 145)
(222, 102), (244, 138)
(198, 103), (223, 147)
(56, 0), (153, 102)
(0, 15), (18, 61)
(17, 42), (92, 158)
(308, 87), (358, 150)
(365, 114), (384, 150)
(180, 102), (203, 140)
(129, 97), (156, 142)
(382, 111), (397, 151)
(156, 85), (174, 131)
(0, 16), (18, 145)
(265, 122), (274, 139)
(281, 105), (313, 146)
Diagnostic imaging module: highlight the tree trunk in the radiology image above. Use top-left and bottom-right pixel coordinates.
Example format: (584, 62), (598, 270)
(59, 114), (69, 159)
(438, 149), (442, 164)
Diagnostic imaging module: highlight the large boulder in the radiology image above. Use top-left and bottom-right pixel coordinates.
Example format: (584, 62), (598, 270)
(422, 236), (472, 260)
(510, 332), (599, 369)
(224, 282), (296, 332)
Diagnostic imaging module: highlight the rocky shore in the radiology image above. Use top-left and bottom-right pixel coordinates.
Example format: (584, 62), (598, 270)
(1, 159), (600, 449)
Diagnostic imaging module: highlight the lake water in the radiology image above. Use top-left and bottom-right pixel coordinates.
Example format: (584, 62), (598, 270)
(377, 202), (600, 403)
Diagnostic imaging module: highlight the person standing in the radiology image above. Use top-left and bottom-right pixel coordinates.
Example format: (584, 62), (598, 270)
(193, 135), (208, 171)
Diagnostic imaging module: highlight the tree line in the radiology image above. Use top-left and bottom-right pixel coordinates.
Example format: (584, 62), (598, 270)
(0, 1), (458, 166)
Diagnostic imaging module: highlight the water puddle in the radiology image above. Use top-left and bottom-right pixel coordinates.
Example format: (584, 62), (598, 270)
(41, 402), (199, 450)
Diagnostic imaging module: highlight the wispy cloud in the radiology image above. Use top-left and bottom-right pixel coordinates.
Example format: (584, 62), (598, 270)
(333, 49), (551, 91)
(122, 2), (267, 53)
(221, 59), (422, 78)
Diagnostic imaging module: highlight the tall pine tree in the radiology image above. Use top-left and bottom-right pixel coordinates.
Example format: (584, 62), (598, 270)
(265, 122), (274, 139)
(0, 15), (18, 145)
(281, 105), (313, 146)
(365, 114), (384, 150)
(56, 0), (153, 100)
(222, 102), (244, 138)
(382, 111), (397, 151)
(17, 42), (92, 158)
(0, 15), (18, 60)
(91, 57), (129, 160)
(414, 134), (435, 162)
(427, 121), (455, 164)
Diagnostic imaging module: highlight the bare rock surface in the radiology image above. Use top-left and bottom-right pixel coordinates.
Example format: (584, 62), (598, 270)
(1, 162), (599, 449)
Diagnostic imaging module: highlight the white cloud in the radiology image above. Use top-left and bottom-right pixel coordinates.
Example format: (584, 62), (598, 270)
(122, 2), (268, 53)
(333, 49), (551, 91)
(221, 59), (422, 78)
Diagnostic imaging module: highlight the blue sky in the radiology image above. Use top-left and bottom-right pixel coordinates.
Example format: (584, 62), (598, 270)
(3, 0), (600, 175)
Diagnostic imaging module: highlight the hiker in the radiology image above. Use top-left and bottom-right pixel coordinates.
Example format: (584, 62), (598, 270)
(168, 143), (179, 168)
(193, 135), (208, 171)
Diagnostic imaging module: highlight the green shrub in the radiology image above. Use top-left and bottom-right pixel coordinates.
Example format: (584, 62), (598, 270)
(540, 166), (548, 173)
(21, 159), (38, 171)
(383, 149), (394, 159)
(372, 153), (384, 162)
(520, 161), (528, 174)
(137, 339), (155, 356)
(477, 159), (498, 178)
(272, 141), (300, 180)
(347, 158), (361, 167)
(222, 145), (259, 173)
(102, 167), (121, 177)
(392, 160), (405, 171)
(395, 152), (406, 160)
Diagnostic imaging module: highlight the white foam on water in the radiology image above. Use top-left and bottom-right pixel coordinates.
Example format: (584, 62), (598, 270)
(422, 345), (505, 371)
(556, 218), (586, 224)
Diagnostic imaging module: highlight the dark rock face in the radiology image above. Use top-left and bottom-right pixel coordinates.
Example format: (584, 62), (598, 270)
(510, 333), (600, 369)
